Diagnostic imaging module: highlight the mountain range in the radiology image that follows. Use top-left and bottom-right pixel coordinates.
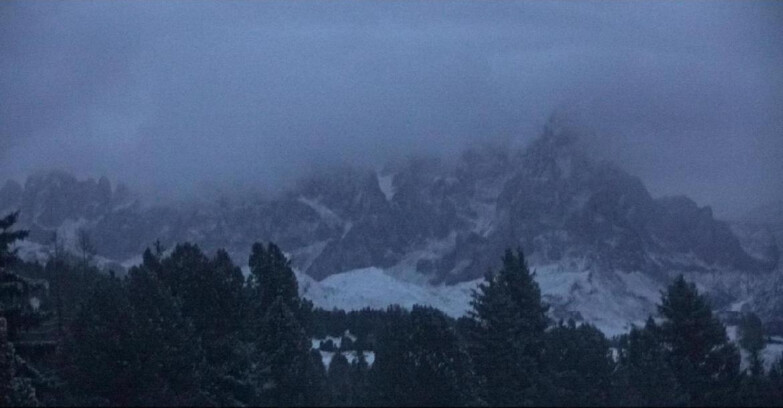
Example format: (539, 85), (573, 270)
(2, 122), (780, 335)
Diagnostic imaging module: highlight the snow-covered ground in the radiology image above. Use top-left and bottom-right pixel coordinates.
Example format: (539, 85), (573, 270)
(311, 330), (374, 369)
(296, 260), (663, 337)
(298, 267), (479, 318)
(315, 350), (376, 370)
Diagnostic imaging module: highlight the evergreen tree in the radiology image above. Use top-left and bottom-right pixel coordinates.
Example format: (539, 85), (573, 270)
(158, 245), (247, 355)
(738, 312), (765, 377)
(254, 296), (314, 406)
(248, 242), (299, 315)
(350, 346), (371, 407)
(467, 249), (549, 406)
(736, 312), (772, 407)
(407, 305), (481, 406)
(303, 349), (328, 406)
(658, 275), (741, 406)
(0, 212), (43, 406)
(543, 320), (614, 406)
(0, 212), (45, 341)
(1, 317), (39, 407)
(370, 305), (481, 406)
(61, 274), (136, 405)
(327, 352), (354, 406)
(767, 353), (783, 403)
(125, 265), (209, 406)
(613, 317), (683, 406)
(42, 252), (101, 342)
(0, 212), (27, 273)
(367, 305), (415, 406)
(64, 266), (211, 406)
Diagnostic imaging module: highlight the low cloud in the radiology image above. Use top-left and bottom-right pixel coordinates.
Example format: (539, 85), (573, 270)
(1, 1), (781, 216)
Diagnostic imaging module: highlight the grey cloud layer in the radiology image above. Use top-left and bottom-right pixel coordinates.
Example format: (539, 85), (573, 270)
(1, 1), (781, 216)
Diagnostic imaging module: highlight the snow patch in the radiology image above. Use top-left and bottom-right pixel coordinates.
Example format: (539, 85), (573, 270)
(377, 173), (396, 201)
(297, 196), (343, 227)
(298, 267), (479, 318)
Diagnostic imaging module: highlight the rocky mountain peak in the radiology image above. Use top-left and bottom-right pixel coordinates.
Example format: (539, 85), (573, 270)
(1, 127), (780, 329)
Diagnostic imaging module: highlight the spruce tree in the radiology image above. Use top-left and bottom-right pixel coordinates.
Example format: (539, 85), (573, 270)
(370, 305), (481, 407)
(0, 212), (42, 406)
(658, 275), (741, 406)
(738, 312), (765, 377)
(467, 248), (548, 406)
(736, 312), (771, 407)
(1, 317), (38, 407)
(125, 265), (209, 406)
(614, 317), (683, 406)
(350, 346), (371, 407)
(62, 274), (136, 405)
(543, 320), (614, 406)
(768, 353), (783, 403)
(407, 305), (481, 406)
(327, 352), (353, 406)
(248, 242), (300, 315)
(254, 296), (313, 406)
(304, 349), (328, 406)
(367, 305), (415, 406)
(0, 212), (45, 341)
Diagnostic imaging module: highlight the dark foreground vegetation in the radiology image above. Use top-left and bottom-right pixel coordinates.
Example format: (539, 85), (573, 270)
(1, 210), (782, 407)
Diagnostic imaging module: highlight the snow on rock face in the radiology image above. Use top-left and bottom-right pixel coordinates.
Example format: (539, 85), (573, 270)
(298, 261), (661, 337)
(298, 267), (478, 319)
(376, 173), (396, 202)
(3, 120), (781, 333)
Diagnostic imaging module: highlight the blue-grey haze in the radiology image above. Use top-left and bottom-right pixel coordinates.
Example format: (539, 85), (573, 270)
(1, 1), (781, 217)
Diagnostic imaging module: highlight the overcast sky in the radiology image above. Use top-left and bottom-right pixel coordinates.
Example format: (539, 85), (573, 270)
(1, 1), (781, 217)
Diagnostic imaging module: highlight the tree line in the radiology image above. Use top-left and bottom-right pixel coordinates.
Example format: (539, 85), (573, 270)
(1, 211), (782, 406)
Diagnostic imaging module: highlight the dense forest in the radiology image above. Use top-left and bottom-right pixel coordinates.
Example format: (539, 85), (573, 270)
(1, 210), (782, 407)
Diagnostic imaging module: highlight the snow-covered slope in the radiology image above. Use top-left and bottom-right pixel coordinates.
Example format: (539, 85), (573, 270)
(296, 261), (665, 337)
(297, 267), (478, 319)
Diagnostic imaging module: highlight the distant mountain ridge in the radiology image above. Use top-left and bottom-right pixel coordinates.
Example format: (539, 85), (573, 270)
(2, 121), (780, 332)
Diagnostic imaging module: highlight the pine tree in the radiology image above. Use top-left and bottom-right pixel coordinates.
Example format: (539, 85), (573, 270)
(64, 266), (211, 406)
(303, 349), (328, 406)
(613, 317), (683, 406)
(543, 320), (614, 406)
(736, 312), (771, 407)
(125, 265), (209, 406)
(738, 312), (765, 377)
(137, 243), (255, 405)
(370, 305), (481, 407)
(658, 275), (741, 406)
(367, 305), (415, 406)
(467, 249), (549, 406)
(248, 242), (300, 315)
(0, 212), (42, 406)
(62, 274), (136, 405)
(0, 212), (27, 273)
(327, 352), (353, 406)
(0, 212), (45, 341)
(1, 317), (38, 407)
(253, 296), (313, 406)
(768, 353), (783, 403)
(406, 305), (481, 406)
(350, 346), (371, 407)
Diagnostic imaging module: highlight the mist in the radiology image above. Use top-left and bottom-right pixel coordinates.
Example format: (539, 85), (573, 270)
(1, 1), (781, 217)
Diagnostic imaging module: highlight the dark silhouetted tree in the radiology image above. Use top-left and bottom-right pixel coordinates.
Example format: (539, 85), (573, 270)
(544, 320), (614, 406)
(739, 312), (765, 377)
(658, 275), (741, 406)
(467, 249), (548, 406)
(370, 305), (481, 406)
(254, 296), (314, 406)
(613, 317), (684, 406)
